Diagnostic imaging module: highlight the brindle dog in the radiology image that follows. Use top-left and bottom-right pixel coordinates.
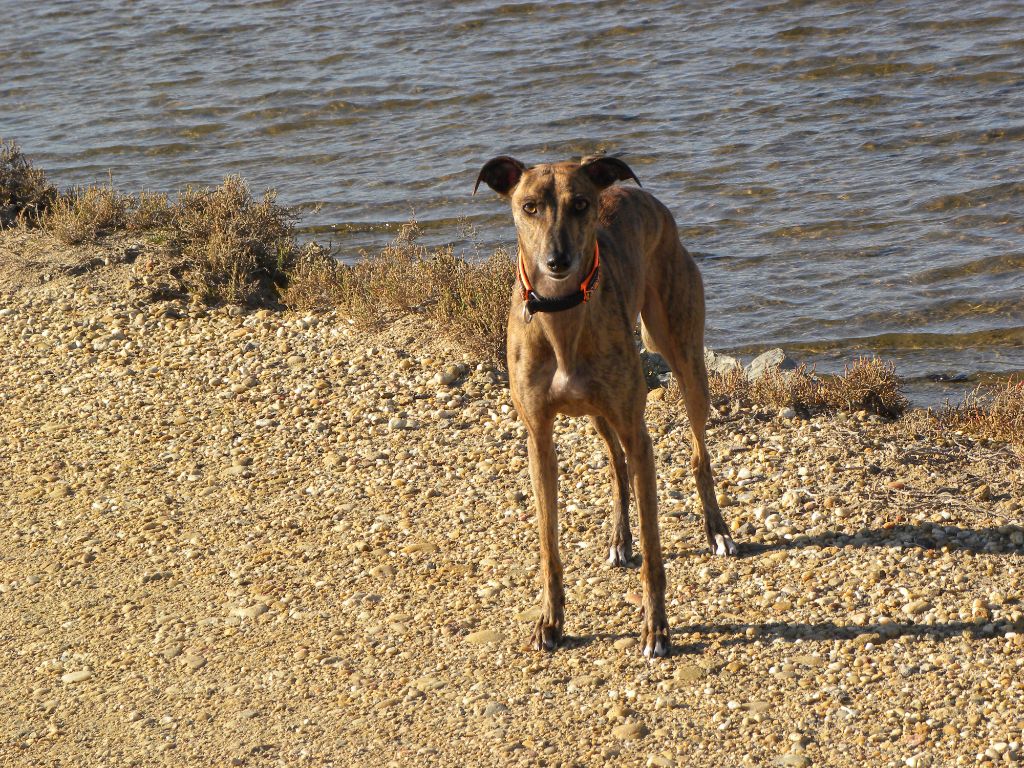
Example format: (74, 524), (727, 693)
(475, 155), (738, 658)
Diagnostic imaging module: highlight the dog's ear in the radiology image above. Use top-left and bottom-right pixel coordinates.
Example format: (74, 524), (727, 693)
(474, 156), (527, 196)
(580, 156), (641, 189)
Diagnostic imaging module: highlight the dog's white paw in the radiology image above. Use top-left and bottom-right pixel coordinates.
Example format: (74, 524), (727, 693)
(714, 534), (739, 557)
(607, 543), (632, 567)
(642, 636), (670, 659)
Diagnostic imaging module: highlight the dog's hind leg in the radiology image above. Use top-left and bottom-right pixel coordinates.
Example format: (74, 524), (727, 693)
(591, 415), (632, 566)
(673, 345), (739, 556)
(610, 412), (670, 657)
(640, 252), (738, 557)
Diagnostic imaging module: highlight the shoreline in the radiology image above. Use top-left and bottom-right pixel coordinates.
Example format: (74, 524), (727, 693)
(1, 230), (1023, 766)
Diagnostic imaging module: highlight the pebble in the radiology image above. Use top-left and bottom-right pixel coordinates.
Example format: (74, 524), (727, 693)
(465, 629), (504, 645)
(230, 604), (269, 620)
(903, 599), (931, 616)
(61, 670), (93, 684)
(612, 722), (648, 740)
(674, 666), (705, 683)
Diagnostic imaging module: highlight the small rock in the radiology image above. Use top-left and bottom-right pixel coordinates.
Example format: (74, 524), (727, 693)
(516, 607), (541, 622)
(401, 542), (438, 555)
(746, 348), (798, 380)
(903, 599), (931, 617)
(163, 644), (183, 660)
(704, 348), (742, 376)
(61, 670), (93, 684)
(612, 722), (648, 740)
(230, 603), (269, 620)
(434, 365), (461, 386)
(613, 637), (637, 651)
(465, 629), (504, 645)
(674, 665), (705, 682)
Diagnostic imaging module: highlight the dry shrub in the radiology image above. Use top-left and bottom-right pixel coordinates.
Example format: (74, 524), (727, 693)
(339, 222), (439, 321)
(0, 139), (57, 227)
(170, 176), (299, 304)
(825, 356), (907, 418)
(45, 185), (132, 244)
(703, 355), (907, 418)
(278, 242), (345, 311)
(750, 364), (829, 413)
(285, 221), (515, 364)
(127, 190), (172, 233)
(936, 378), (1024, 451)
(430, 245), (515, 363)
(707, 367), (750, 404)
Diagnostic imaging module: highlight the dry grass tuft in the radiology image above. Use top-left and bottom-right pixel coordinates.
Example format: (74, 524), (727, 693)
(283, 221), (515, 364)
(701, 355), (907, 419)
(278, 242), (345, 311)
(170, 176), (299, 305)
(45, 185), (133, 244)
(128, 190), (173, 233)
(338, 222), (440, 321)
(935, 378), (1024, 452)
(825, 356), (907, 418)
(430, 245), (516, 363)
(0, 139), (57, 227)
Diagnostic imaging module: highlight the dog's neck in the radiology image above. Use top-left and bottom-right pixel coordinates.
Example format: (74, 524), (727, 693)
(517, 240), (599, 374)
(531, 302), (590, 374)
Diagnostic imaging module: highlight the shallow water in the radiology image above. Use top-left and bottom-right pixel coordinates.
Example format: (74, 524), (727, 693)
(4, 0), (1023, 404)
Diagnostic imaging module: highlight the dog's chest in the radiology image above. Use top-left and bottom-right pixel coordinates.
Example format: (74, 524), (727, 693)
(549, 366), (592, 414)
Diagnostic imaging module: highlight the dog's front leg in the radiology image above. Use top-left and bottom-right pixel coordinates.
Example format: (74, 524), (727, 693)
(526, 419), (564, 651)
(620, 422), (670, 658)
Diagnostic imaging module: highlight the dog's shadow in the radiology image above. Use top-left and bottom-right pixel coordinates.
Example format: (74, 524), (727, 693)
(566, 618), (1004, 654)
(562, 522), (1021, 650)
(663, 522), (1023, 559)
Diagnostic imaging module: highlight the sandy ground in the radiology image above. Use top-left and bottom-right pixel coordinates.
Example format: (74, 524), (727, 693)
(1, 230), (1022, 768)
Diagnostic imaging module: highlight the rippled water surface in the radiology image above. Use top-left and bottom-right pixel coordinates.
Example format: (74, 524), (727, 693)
(4, 0), (1023, 403)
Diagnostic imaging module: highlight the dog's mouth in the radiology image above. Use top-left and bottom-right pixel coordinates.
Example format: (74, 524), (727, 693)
(544, 269), (574, 281)
(541, 257), (583, 282)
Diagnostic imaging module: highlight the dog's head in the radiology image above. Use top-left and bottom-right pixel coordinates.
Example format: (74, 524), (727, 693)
(475, 155), (640, 296)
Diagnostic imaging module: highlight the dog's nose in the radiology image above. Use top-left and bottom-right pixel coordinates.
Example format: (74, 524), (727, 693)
(546, 252), (571, 274)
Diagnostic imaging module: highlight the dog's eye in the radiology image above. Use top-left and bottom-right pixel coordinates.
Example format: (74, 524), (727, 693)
(573, 197), (589, 212)
(522, 201), (538, 215)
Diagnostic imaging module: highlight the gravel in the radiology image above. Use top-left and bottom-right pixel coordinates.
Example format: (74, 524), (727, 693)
(1, 231), (1022, 767)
